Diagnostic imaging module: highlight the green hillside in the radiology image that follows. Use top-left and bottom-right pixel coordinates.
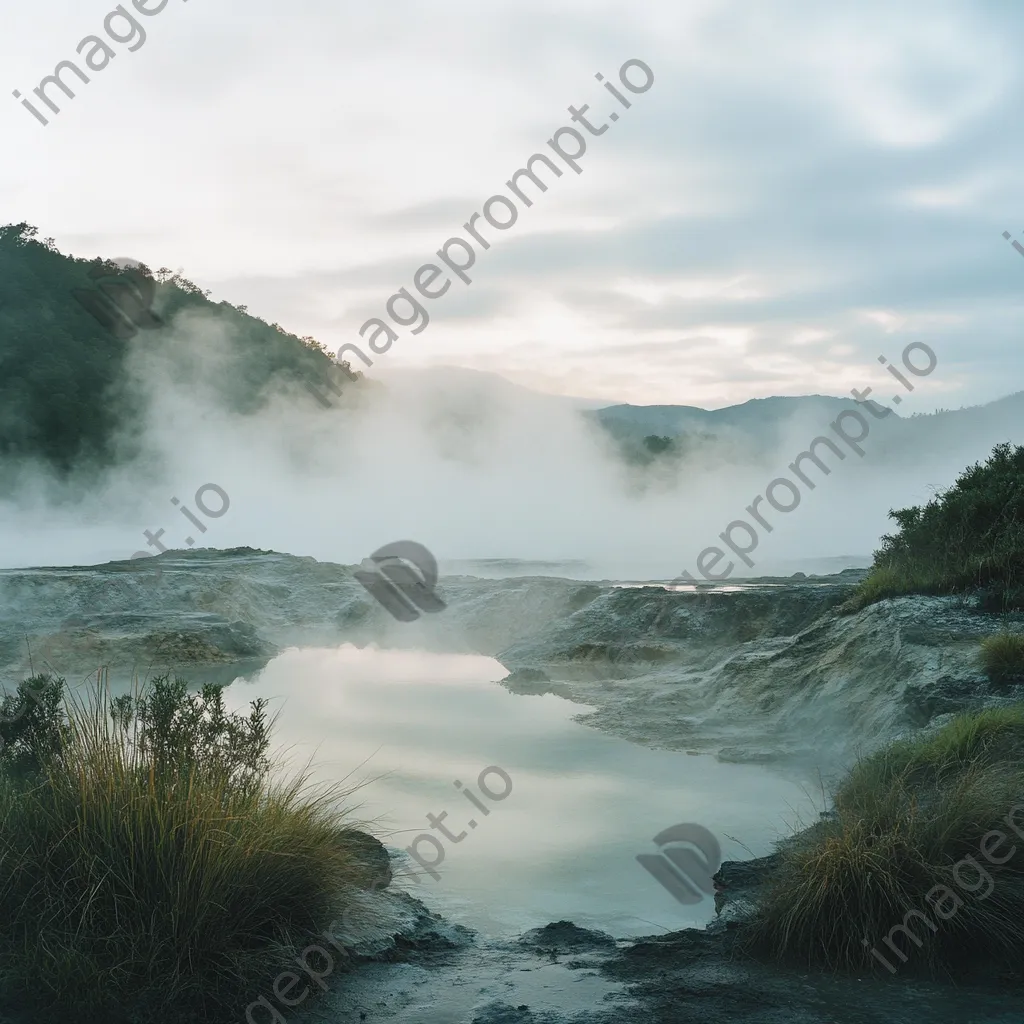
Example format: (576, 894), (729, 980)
(0, 223), (358, 474)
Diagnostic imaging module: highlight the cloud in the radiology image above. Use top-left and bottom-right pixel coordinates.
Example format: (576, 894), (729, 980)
(2, 0), (1022, 405)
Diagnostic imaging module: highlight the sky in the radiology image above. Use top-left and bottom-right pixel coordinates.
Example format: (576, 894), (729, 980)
(2, 0), (1023, 411)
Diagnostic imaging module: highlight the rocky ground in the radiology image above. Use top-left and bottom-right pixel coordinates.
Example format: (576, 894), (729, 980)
(293, 855), (1024, 1024)
(3, 547), (1024, 1022)
(3, 547), (1018, 778)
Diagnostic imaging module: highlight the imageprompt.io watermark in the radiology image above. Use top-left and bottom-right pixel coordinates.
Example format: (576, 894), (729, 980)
(13, 0), (193, 128)
(72, 257), (163, 340)
(355, 541), (446, 623)
(1003, 228), (1024, 260)
(864, 801), (1024, 974)
(672, 341), (939, 585)
(130, 482), (232, 580)
(636, 823), (722, 905)
(320, 58), (654, 380)
(403, 765), (514, 882)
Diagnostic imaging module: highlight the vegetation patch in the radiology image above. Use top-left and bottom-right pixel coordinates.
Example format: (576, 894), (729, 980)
(743, 707), (1024, 975)
(979, 631), (1024, 685)
(0, 673), (376, 1022)
(841, 443), (1024, 614)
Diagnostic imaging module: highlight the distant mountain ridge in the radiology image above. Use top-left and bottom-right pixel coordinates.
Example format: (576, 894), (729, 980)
(592, 390), (1024, 467)
(594, 394), (889, 432)
(586, 393), (900, 464)
(592, 393), (884, 446)
(363, 365), (1023, 470)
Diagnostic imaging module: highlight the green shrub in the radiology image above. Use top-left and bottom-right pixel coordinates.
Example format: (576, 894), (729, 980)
(846, 442), (1024, 612)
(0, 674), (372, 1022)
(744, 707), (1024, 974)
(980, 632), (1024, 684)
(0, 673), (70, 780)
(108, 674), (271, 796)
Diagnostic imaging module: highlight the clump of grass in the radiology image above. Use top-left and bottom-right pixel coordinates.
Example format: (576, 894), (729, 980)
(837, 565), (906, 614)
(743, 707), (1024, 975)
(842, 442), (1024, 614)
(0, 673), (373, 1022)
(980, 632), (1024, 684)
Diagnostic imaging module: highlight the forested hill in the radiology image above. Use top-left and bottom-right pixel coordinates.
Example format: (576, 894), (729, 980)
(0, 223), (358, 474)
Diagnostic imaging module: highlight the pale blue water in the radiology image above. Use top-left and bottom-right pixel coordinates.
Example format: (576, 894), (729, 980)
(222, 644), (820, 939)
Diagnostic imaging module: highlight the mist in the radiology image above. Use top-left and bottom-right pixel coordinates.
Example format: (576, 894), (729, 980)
(0, 309), (1019, 582)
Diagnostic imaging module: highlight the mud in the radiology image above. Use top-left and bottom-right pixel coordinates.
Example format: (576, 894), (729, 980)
(294, 855), (1024, 1024)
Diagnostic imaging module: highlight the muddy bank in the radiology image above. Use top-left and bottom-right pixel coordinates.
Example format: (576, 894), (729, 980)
(599, 919), (1024, 1024)
(6, 853), (1015, 1023)
(294, 854), (1024, 1024)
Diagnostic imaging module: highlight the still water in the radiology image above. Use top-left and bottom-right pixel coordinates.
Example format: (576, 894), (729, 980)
(223, 644), (819, 940)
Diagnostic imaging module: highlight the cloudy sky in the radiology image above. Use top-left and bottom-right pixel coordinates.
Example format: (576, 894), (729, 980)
(2, 0), (1022, 410)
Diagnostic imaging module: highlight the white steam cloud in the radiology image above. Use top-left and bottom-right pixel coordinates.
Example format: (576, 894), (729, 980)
(0, 310), (1019, 581)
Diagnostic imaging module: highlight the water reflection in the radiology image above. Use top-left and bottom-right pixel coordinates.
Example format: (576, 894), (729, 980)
(224, 644), (819, 939)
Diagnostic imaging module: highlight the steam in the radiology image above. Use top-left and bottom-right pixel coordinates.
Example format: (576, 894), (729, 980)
(0, 309), (1019, 580)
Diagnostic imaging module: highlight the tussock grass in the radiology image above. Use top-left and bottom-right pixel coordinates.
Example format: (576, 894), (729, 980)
(744, 707), (1024, 975)
(980, 632), (1024, 684)
(841, 443), (1024, 614)
(0, 673), (372, 1022)
(838, 565), (907, 613)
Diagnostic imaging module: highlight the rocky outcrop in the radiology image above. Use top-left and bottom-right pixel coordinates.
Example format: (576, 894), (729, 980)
(2, 549), (1021, 781)
(497, 583), (1023, 777)
(340, 829), (393, 889)
(0, 548), (588, 684)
